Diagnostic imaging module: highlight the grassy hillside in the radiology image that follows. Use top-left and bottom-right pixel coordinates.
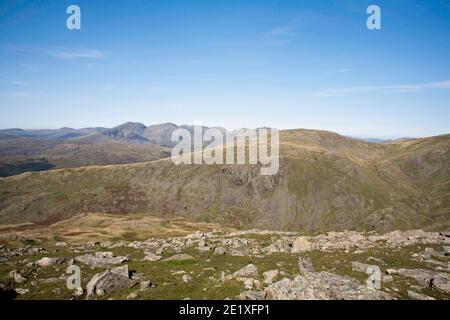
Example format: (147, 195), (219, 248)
(0, 130), (448, 232)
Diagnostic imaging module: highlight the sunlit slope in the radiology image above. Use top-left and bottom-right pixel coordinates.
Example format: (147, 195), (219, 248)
(0, 130), (448, 232)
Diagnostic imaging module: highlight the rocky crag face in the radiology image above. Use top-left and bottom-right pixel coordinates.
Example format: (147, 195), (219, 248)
(0, 228), (449, 300)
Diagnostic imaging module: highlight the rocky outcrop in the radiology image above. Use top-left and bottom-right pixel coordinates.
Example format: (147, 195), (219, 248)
(75, 252), (128, 268)
(263, 272), (392, 300)
(387, 268), (450, 293)
(86, 265), (132, 300)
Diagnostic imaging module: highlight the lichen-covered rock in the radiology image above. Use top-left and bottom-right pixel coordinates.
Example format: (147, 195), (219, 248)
(75, 252), (128, 268)
(142, 253), (162, 262)
(291, 237), (313, 253)
(163, 254), (194, 262)
(264, 272), (391, 300)
(36, 257), (66, 267)
(351, 261), (370, 273)
(263, 270), (279, 285)
(86, 265), (132, 300)
(232, 264), (258, 278)
(298, 257), (314, 276)
(407, 290), (435, 300)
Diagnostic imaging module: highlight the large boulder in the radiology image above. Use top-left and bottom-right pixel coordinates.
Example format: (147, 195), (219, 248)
(86, 265), (132, 300)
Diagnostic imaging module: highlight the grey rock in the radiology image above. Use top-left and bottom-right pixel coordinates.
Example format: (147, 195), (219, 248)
(263, 270), (279, 285)
(243, 278), (260, 290)
(214, 247), (226, 255)
(351, 261), (370, 273)
(298, 257), (314, 276)
(73, 287), (84, 297)
(264, 272), (391, 300)
(9, 270), (27, 284)
(75, 253), (128, 268)
(55, 242), (67, 247)
(36, 257), (66, 267)
(86, 265), (132, 300)
(291, 237), (313, 253)
(127, 292), (139, 299)
(163, 254), (195, 262)
(233, 264), (259, 278)
(15, 288), (30, 295)
(142, 253), (162, 262)
(407, 290), (435, 300)
(182, 274), (192, 283)
(387, 268), (450, 293)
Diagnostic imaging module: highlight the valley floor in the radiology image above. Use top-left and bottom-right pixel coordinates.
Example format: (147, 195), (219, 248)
(0, 218), (449, 300)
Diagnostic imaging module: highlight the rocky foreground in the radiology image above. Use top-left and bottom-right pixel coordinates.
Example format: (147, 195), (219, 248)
(0, 229), (449, 300)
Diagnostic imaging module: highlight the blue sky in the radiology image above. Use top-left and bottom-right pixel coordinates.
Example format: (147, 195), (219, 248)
(0, 0), (449, 138)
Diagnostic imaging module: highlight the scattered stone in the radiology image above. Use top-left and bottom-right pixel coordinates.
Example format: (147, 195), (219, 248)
(163, 254), (195, 262)
(182, 274), (192, 283)
(387, 268), (450, 293)
(127, 292), (139, 300)
(75, 253), (128, 268)
(139, 280), (151, 290)
(142, 253), (162, 262)
(95, 252), (114, 258)
(233, 264), (259, 278)
(291, 237), (313, 253)
(214, 247), (226, 255)
(36, 257), (66, 267)
(298, 257), (314, 276)
(367, 257), (384, 264)
(73, 287), (84, 297)
(263, 270), (279, 285)
(15, 288), (29, 295)
(9, 270), (27, 284)
(351, 261), (370, 273)
(55, 242), (67, 247)
(243, 278), (261, 290)
(100, 241), (114, 248)
(407, 290), (435, 300)
(264, 272), (391, 300)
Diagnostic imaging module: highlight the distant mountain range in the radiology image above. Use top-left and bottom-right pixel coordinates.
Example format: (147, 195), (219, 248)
(0, 125), (448, 233)
(0, 122), (217, 177)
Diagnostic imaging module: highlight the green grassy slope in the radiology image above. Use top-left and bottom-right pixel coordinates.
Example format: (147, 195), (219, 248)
(0, 130), (448, 232)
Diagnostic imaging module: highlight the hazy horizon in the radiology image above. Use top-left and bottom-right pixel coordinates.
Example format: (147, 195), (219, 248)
(1, 120), (447, 140)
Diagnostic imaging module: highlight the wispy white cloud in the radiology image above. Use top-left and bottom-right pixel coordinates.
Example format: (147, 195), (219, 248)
(306, 80), (450, 97)
(145, 85), (167, 92)
(10, 80), (28, 86)
(263, 26), (298, 46)
(0, 91), (46, 97)
(1, 44), (104, 60)
(18, 63), (36, 70)
(101, 85), (115, 92)
(265, 27), (296, 36)
(48, 48), (104, 60)
(318, 68), (351, 78)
